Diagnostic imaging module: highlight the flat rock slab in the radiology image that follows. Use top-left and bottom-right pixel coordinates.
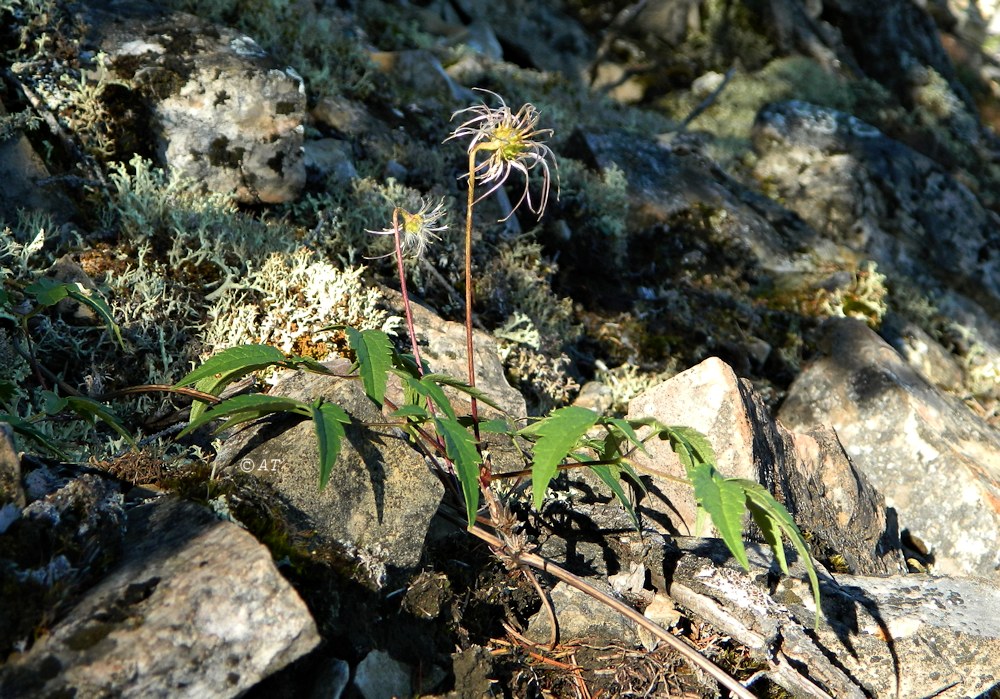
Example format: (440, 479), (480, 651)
(0, 497), (319, 698)
(780, 317), (1000, 576)
(617, 535), (1000, 699)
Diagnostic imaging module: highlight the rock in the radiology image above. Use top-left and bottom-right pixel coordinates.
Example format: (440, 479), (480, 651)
(881, 312), (965, 392)
(752, 100), (1000, 318)
(352, 649), (411, 699)
(0, 98), (76, 222)
(635, 535), (1000, 699)
(0, 497), (319, 698)
(567, 128), (841, 279)
(627, 356), (906, 576)
(214, 358), (445, 583)
(637, 592), (681, 651)
(0, 471), (125, 657)
(84, 0), (306, 203)
(525, 580), (639, 645)
(303, 138), (357, 184)
(779, 317), (1000, 576)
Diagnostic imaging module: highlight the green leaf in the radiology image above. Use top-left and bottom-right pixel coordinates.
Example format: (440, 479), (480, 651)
(421, 373), (506, 413)
(175, 345), (286, 422)
(401, 375), (456, 420)
(738, 479), (822, 626)
(312, 400), (350, 490)
(690, 463), (750, 570)
(25, 279), (124, 347)
(346, 328), (393, 405)
(0, 412), (69, 460)
(25, 278), (69, 305)
(527, 406), (599, 510)
(589, 463), (641, 531)
(604, 417), (649, 456)
(477, 418), (513, 434)
(65, 396), (136, 449)
(434, 416), (482, 527)
(177, 394), (308, 437)
(391, 404), (432, 420)
(668, 426), (717, 473)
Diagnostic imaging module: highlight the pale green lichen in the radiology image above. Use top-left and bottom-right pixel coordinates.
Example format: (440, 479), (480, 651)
(203, 247), (399, 357)
(595, 361), (677, 416)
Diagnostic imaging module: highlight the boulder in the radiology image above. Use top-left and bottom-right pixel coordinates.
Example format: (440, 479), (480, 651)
(83, 0), (306, 203)
(752, 100), (1000, 318)
(631, 535), (1000, 699)
(0, 497), (319, 698)
(779, 317), (1000, 576)
(627, 356), (906, 576)
(213, 359), (444, 583)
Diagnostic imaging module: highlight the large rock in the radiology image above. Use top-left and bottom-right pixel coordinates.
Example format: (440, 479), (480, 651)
(84, 0), (306, 203)
(214, 359), (445, 583)
(0, 497), (319, 698)
(627, 356), (906, 576)
(631, 535), (1000, 699)
(753, 100), (1000, 318)
(780, 317), (1000, 576)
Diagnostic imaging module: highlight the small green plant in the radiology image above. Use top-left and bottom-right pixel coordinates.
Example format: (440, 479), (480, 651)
(174, 91), (822, 635)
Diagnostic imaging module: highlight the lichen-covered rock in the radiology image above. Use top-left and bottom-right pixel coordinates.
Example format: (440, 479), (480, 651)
(627, 356), (906, 576)
(213, 360), (444, 584)
(0, 497), (319, 698)
(84, 0), (306, 203)
(752, 100), (1000, 318)
(780, 317), (1000, 576)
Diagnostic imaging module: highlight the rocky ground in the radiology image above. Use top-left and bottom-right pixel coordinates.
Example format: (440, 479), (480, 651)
(3, 0), (1000, 697)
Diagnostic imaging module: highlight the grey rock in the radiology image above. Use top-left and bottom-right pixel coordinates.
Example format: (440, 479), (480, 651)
(881, 312), (965, 392)
(627, 356), (906, 575)
(353, 649), (411, 699)
(526, 580), (639, 645)
(214, 359), (444, 582)
(752, 100), (1000, 318)
(1, 472), (125, 656)
(84, 0), (305, 203)
(0, 98), (76, 222)
(309, 657), (350, 699)
(570, 128), (840, 278)
(0, 497), (319, 698)
(639, 536), (1000, 699)
(779, 317), (1000, 576)
(303, 138), (358, 183)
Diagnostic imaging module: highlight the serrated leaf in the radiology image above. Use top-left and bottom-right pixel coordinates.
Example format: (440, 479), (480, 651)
(402, 375), (456, 420)
(746, 497), (788, 574)
(434, 416), (482, 527)
(604, 417), (649, 456)
(589, 463), (641, 531)
(346, 327), (393, 405)
(176, 345), (285, 388)
(477, 418), (513, 434)
(175, 345), (286, 422)
(668, 426), (717, 473)
(528, 406), (599, 509)
(690, 463), (749, 570)
(738, 479), (822, 626)
(25, 278), (70, 306)
(421, 373), (506, 413)
(0, 412), (69, 460)
(312, 400), (350, 490)
(177, 394), (307, 437)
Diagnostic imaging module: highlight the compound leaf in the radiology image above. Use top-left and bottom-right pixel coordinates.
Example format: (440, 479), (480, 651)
(177, 394), (307, 437)
(175, 344), (287, 422)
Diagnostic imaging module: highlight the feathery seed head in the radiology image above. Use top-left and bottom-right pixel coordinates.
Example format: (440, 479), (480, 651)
(447, 89), (558, 220)
(367, 198), (447, 260)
